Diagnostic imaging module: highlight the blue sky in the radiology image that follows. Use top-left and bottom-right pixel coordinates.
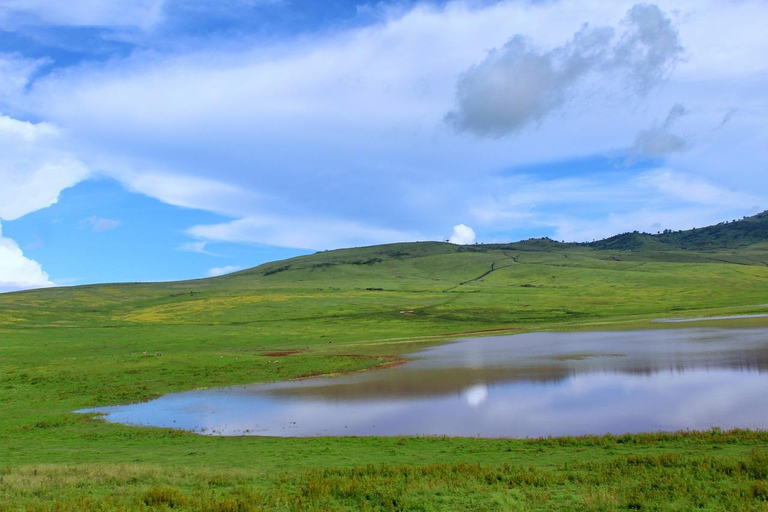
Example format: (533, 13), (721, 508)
(3, 179), (308, 284)
(1, 0), (767, 291)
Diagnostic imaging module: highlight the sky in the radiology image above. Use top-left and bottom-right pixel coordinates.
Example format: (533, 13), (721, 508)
(1, 0), (767, 292)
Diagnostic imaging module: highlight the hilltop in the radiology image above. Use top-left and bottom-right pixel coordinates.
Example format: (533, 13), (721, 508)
(221, 208), (768, 284)
(1, 209), (767, 336)
(586, 210), (768, 251)
(1, 210), (767, 310)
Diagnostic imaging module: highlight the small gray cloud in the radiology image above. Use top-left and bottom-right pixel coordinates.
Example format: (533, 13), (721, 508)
(629, 103), (689, 158)
(445, 27), (613, 137)
(717, 108), (738, 129)
(613, 4), (685, 95)
(446, 3), (684, 138)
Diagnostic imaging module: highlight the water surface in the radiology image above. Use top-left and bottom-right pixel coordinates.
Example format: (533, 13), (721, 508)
(85, 327), (768, 437)
(652, 313), (768, 323)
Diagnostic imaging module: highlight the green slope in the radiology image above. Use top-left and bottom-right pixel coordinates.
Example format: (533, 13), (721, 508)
(588, 209), (768, 251)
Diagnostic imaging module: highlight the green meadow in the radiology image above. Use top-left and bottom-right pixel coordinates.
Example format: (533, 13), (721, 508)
(3, 216), (768, 510)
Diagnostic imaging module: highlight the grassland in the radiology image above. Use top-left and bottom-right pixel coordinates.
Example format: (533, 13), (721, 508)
(2, 231), (768, 510)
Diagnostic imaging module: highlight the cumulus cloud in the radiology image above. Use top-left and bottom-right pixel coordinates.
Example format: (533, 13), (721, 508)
(0, 115), (89, 291)
(629, 103), (689, 157)
(0, 221), (54, 293)
(446, 3), (684, 137)
(448, 224), (476, 245)
(207, 265), (242, 277)
(0, 115), (90, 221)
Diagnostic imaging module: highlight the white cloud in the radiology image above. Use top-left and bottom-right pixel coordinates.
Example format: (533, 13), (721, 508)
(178, 241), (212, 254)
(448, 224), (476, 245)
(0, 221), (54, 293)
(21, 2), (762, 174)
(188, 215), (420, 251)
(120, 171), (261, 218)
(468, 168), (766, 242)
(635, 169), (762, 209)
(672, 0), (768, 80)
(0, 115), (90, 290)
(0, 0), (164, 30)
(207, 265), (242, 277)
(0, 0), (765, 258)
(0, 115), (90, 221)
(469, 174), (640, 226)
(0, 53), (49, 106)
(551, 207), (730, 242)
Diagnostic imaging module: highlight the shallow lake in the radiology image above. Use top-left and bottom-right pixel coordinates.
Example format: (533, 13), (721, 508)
(84, 327), (768, 437)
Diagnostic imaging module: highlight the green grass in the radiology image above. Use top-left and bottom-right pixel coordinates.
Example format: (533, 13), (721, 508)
(3, 432), (768, 510)
(2, 238), (768, 509)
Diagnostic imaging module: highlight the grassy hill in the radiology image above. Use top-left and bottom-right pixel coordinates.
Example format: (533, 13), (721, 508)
(2, 212), (768, 509)
(588, 209), (768, 251)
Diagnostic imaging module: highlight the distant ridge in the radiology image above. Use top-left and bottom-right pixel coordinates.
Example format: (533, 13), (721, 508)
(236, 209), (768, 281)
(587, 210), (768, 251)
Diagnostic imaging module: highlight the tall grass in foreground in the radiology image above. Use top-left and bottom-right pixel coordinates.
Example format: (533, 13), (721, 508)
(3, 446), (768, 511)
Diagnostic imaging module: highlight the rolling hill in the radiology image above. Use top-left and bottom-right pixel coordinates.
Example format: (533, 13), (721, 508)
(2, 209), (768, 333)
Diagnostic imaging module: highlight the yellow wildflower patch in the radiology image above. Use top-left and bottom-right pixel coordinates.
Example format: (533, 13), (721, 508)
(115, 294), (315, 323)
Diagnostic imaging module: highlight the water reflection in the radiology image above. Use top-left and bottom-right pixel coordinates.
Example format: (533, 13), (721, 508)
(84, 328), (768, 437)
(462, 384), (489, 407)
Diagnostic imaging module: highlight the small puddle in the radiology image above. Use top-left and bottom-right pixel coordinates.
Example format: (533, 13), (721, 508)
(82, 327), (768, 437)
